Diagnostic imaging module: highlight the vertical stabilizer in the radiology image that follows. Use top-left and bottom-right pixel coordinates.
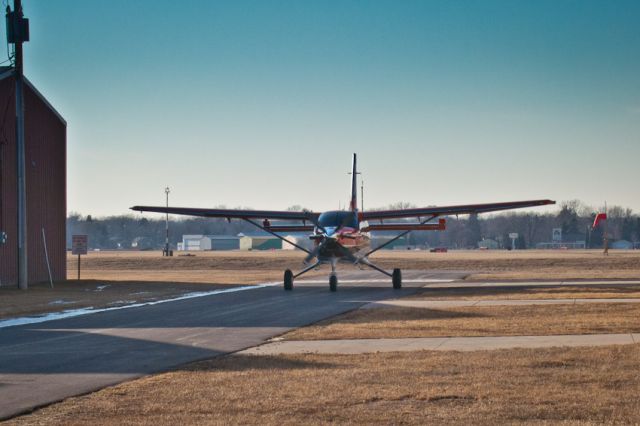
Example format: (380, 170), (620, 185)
(350, 153), (358, 211)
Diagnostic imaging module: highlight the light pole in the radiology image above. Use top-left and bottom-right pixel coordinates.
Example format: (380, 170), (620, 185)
(164, 187), (170, 256)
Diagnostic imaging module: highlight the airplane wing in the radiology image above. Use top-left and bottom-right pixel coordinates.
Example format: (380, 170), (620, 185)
(361, 199), (555, 221)
(130, 206), (320, 222)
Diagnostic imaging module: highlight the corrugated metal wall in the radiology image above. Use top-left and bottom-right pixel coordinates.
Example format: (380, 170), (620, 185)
(0, 74), (66, 286)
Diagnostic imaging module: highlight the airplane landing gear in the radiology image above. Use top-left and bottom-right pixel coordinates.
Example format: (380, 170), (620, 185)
(392, 268), (402, 289)
(329, 259), (338, 292)
(284, 269), (293, 291)
(329, 274), (338, 292)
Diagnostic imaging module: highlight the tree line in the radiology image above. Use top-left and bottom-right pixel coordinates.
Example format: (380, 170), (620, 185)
(67, 200), (640, 250)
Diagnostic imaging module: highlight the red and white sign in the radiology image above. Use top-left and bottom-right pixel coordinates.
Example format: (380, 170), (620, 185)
(72, 234), (88, 255)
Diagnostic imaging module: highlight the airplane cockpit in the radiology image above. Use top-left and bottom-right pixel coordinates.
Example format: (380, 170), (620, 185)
(317, 210), (358, 230)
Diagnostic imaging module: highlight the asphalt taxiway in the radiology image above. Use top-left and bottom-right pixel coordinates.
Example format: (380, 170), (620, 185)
(0, 270), (458, 420)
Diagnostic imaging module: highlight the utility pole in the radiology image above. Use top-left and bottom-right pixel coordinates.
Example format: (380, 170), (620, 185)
(6, 0), (30, 289)
(164, 187), (170, 256)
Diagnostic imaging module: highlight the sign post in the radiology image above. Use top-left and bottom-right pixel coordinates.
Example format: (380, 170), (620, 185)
(71, 235), (88, 280)
(509, 233), (519, 251)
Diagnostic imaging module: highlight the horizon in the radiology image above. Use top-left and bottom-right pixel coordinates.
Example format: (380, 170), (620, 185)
(13, 1), (640, 215)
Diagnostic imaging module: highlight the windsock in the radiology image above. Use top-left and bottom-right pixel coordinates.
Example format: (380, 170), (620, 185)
(592, 212), (607, 229)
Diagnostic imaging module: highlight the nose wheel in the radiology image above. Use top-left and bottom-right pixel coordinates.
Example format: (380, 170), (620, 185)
(329, 274), (338, 292)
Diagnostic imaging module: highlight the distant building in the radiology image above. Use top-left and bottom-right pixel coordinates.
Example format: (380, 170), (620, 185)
(281, 234), (314, 251)
(178, 235), (241, 251)
(610, 240), (633, 250)
(248, 235), (282, 250)
(477, 238), (499, 249)
(371, 236), (408, 250)
(131, 236), (154, 250)
(536, 241), (586, 249)
(537, 231), (586, 249)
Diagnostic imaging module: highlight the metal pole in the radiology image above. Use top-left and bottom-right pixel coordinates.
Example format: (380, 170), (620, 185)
(164, 187), (170, 256)
(603, 201), (609, 256)
(41, 227), (53, 288)
(361, 178), (364, 212)
(77, 254), (80, 280)
(13, 0), (27, 289)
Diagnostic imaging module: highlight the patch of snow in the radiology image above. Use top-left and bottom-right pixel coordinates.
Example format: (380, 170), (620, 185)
(95, 285), (110, 292)
(107, 300), (137, 306)
(0, 282), (280, 329)
(48, 300), (75, 306)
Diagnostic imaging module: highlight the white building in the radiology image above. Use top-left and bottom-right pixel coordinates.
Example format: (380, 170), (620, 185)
(179, 235), (241, 251)
(281, 235), (315, 251)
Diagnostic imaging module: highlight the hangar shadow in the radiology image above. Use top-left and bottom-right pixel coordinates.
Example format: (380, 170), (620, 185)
(0, 284), (417, 374)
(0, 328), (337, 374)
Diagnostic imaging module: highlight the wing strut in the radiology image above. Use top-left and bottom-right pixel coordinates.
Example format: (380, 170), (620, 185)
(362, 214), (438, 258)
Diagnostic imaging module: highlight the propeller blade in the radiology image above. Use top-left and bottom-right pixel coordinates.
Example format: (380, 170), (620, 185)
(304, 235), (330, 264)
(303, 244), (321, 264)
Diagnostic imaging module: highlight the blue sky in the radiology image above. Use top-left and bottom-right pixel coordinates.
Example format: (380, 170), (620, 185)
(12, 0), (640, 215)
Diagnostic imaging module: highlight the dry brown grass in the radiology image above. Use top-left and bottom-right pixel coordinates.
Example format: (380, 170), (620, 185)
(370, 249), (640, 280)
(2, 249), (635, 320)
(283, 303), (640, 340)
(9, 345), (640, 425)
(68, 249), (640, 282)
(65, 250), (325, 283)
(410, 285), (640, 300)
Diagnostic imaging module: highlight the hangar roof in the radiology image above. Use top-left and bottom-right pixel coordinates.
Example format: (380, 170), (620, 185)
(0, 66), (66, 125)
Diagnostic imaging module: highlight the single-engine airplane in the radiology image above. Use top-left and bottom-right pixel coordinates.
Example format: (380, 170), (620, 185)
(131, 154), (554, 292)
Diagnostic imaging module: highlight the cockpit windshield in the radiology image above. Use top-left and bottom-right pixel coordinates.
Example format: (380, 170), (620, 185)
(317, 211), (358, 229)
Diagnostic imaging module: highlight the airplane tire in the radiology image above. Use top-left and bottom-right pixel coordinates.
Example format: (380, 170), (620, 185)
(392, 268), (402, 289)
(329, 274), (338, 292)
(284, 269), (293, 291)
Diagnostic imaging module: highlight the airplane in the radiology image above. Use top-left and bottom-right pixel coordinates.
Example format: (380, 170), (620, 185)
(131, 154), (554, 292)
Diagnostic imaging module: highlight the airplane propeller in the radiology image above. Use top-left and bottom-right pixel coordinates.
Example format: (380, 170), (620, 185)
(303, 232), (333, 264)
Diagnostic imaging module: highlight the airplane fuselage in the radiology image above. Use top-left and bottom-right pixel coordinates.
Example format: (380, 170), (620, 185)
(313, 210), (370, 262)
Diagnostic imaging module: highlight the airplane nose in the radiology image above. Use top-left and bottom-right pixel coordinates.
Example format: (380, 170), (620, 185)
(324, 227), (338, 238)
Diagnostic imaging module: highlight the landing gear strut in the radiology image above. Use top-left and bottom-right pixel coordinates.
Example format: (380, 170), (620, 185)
(329, 258), (338, 292)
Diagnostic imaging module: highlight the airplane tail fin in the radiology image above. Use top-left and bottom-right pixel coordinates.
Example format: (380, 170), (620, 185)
(350, 153), (358, 211)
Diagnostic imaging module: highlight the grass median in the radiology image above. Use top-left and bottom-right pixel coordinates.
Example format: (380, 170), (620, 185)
(9, 345), (640, 425)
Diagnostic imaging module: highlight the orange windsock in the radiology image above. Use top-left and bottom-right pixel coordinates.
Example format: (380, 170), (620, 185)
(592, 213), (607, 229)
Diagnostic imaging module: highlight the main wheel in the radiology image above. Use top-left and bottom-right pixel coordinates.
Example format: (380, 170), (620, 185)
(329, 274), (338, 292)
(392, 268), (402, 289)
(284, 269), (293, 291)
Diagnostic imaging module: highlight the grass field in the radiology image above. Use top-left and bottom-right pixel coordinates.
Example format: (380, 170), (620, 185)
(2, 249), (639, 320)
(9, 345), (640, 425)
(67, 249), (640, 282)
(369, 249), (640, 280)
(283, 302), (640, 340)
(408, 285), (640, 300)
(5, 250), (640, 423)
